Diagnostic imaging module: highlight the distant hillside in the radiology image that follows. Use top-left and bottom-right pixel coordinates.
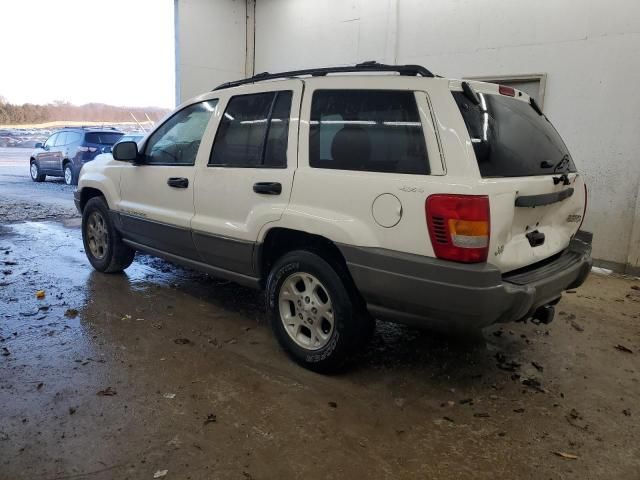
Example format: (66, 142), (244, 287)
(0, 97), (171, 125)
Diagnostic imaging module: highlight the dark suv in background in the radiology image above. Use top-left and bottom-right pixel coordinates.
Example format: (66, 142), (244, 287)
(30, 127), (123, 185)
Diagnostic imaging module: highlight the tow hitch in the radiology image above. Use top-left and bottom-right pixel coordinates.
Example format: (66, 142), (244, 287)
(532, 305), (555, 324)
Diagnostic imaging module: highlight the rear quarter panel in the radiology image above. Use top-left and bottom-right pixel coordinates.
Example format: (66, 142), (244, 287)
(264, 77), (477, 256)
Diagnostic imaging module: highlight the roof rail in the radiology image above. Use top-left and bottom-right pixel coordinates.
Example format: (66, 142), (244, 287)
(61, 125), (120, 130)
(213, 61), (435, 91)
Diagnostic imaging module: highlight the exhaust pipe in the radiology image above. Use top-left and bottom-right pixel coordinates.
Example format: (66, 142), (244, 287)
(533, 305), (555, 325)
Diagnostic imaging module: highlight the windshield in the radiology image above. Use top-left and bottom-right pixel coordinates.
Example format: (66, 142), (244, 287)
(453, 91), (576, 177)
(85, 132), (123, 145)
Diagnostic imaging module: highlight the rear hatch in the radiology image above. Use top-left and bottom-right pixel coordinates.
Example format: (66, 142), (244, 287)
(82, 131), (124, 159)
(452, 82), (586, 273)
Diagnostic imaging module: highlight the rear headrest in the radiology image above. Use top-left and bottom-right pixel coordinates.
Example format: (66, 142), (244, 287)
(331, 126), (371, 170)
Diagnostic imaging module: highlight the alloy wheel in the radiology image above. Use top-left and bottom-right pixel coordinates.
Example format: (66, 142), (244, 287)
(64, 166), (72, 185)
(278, 272), (335, 350)
(86, 211), (109, 259)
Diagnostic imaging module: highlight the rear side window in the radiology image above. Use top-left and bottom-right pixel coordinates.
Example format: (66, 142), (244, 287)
(309, 90), (428, 174)
(452, 91), (576, 177)
(209, 91), (292, 168)
(66, 132), (82, 144)
(85, 132), (124, 145)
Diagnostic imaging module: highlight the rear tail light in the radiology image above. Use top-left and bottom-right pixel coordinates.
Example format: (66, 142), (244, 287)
(77, 146), (98, 153)
(426, 194), (490, 263)
(498, 85), (516, 97)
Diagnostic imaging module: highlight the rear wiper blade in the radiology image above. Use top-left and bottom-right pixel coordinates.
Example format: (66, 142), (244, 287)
(553, 154), (571, 173)
(461, 81), (480, 106)
(530, 97), (543, 116)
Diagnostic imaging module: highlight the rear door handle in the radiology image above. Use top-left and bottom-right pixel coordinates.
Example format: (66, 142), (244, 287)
(253, 182), (282, 195)
(167, 177), (189, 188)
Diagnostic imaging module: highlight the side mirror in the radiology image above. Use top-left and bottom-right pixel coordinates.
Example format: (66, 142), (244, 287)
(112, 141), (139, 162)
(35, 142), (43, 149)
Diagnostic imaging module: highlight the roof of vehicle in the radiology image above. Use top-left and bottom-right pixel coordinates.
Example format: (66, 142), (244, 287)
(59, 126), (124, 134)
(213, 61), (436, 91)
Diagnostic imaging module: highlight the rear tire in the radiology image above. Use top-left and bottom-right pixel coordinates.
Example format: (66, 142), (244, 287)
(266, 249), (371, 373)
(63, 163), (76, 185)
(30, 161), (45, 182)
(82, 196), (135, 273)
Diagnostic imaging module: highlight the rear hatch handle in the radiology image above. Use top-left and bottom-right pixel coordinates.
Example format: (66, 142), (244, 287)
(515, 188), (574, 207)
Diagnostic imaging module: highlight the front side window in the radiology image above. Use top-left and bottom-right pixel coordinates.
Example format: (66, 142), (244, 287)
(145, 100), (217, 165)
(209, 91), (292, 168)
(44, 133), (58, 148)
(309, 90), (429, 174)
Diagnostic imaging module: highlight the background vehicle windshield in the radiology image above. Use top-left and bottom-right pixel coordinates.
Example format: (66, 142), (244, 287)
(85, 132), (124, 145)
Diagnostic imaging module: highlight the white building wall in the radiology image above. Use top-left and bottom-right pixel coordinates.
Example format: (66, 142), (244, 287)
(175, 0), (247, 103)
(254, 0), (640, 272)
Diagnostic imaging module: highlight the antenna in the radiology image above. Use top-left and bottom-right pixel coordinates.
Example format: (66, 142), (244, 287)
(129, 112), (147, 133)
(144, 113), (155, 129)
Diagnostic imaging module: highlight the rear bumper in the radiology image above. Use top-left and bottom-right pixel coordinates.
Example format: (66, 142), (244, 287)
(339, 230), (593, 331)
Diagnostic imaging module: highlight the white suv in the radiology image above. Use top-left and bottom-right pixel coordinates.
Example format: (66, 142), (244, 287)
(74, 62), (592, 372)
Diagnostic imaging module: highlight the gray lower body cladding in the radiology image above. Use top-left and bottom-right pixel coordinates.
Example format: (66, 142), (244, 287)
(109, 212), (260, 288)
(90, 205), (592, 331)
(339, 231), (593, 331)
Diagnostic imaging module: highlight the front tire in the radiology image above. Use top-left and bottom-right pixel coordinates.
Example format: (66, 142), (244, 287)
(30, 161), (45, 182)
(266, 250), (369, 373)
(82, 196), (135, 273)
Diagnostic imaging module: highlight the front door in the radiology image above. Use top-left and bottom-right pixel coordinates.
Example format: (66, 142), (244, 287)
(37, 133), (58, 172)
(118, 99), (217, 258)
(191, 81), (302, 276)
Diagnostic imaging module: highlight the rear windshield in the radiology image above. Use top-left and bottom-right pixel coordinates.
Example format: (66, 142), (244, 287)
(85, 132), (123, 145)
(452, 91), (576, 177)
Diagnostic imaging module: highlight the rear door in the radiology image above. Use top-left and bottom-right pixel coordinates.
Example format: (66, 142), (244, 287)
(191, 81), (302, 276)
(52, 132), (68, 173)
(452, 82), (586, 272)
(118, 99), (217, 259)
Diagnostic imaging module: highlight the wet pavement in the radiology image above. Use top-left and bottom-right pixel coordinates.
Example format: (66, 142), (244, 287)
(1, 218), (639, 480)
(0, 148), (78, 222)
(1, 147), (639, 479)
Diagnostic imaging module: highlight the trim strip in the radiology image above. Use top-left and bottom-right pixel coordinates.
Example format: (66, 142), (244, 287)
(515, 188), (574, 207)
(123, 239), (261, 289)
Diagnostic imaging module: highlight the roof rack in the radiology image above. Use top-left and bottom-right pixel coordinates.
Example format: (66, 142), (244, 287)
(213, 61), (435, 91)
(61, 125), (120, 130)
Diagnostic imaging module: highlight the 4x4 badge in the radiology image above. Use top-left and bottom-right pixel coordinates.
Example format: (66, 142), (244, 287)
(399, 186), (424, 193)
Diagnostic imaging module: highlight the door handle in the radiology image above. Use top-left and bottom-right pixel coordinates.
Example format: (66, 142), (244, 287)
(253, 182), (282, 195)
(167, 177), (189, 188)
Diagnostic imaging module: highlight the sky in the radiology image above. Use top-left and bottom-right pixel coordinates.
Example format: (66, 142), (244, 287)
(0, 0), (175, 108)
